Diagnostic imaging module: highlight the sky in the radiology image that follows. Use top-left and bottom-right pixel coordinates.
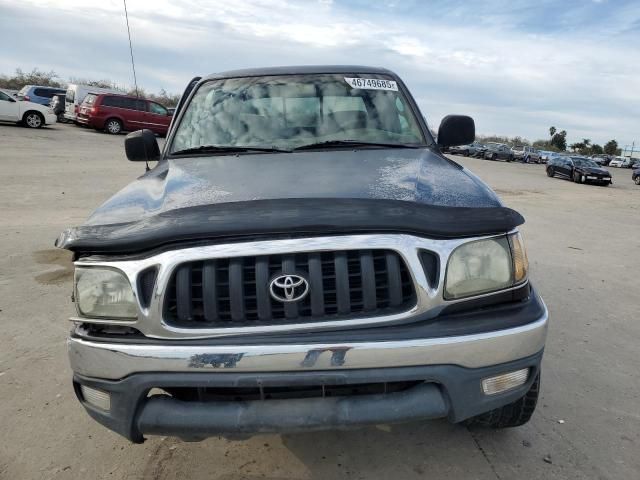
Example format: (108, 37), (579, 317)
(1, 0), (639, 148)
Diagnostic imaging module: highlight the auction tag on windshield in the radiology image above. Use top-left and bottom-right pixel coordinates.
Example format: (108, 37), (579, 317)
(344, 77), (398, 91)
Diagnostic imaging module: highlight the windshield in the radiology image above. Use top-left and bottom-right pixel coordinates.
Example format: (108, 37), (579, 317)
(82, 94), (97, 105)
(170, 74), (426, 153)
(573, 158), (599, 168)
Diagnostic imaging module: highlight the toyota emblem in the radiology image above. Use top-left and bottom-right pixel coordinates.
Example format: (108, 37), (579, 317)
(269, 274), (309, 303)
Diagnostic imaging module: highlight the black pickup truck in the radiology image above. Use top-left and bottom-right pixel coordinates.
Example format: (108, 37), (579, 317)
(58, 66), (547, 442)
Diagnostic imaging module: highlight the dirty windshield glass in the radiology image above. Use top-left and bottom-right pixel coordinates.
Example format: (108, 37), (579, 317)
(573, 158), (599, 168)
(170, 74), (426, 153)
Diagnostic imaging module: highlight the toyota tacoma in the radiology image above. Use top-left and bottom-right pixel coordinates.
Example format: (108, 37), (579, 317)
(57, 66), (548, 442)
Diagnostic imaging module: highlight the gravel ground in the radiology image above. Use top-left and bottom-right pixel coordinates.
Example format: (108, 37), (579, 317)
(0, 122), (638, 480)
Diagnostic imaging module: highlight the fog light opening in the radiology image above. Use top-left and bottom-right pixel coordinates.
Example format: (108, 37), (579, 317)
(80, 385), (111, 411)
(482, 368), (529, 395)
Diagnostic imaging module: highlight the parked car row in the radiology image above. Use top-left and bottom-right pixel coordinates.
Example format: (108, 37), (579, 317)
(448, 142), (638, 186)
(449, 142), (549, 163)
(0, 83), (174, 135)
(448, 142), (640, 175)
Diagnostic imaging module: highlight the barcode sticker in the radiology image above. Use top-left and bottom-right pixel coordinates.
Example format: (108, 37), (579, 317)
(344, 77), (398, 91)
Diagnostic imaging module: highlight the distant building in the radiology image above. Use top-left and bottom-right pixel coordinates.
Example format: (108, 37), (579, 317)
(621, 144), (637, 158)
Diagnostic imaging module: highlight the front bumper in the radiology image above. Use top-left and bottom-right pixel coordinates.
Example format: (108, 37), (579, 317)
(74, 352), (543, 443)
(69, 298), (547, 442)
(75, 114), (90, 125)
(69, 309), (547, 380)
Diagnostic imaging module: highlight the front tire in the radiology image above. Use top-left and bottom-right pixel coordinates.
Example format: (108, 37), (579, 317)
(104, 118), (123, 134)
(635, 176), (640, 185)
(467, 373), (540, 428)
(573, 171), (582, 183)
(547, 167), (555, 177)
(23, 111), (44, 128)
(463, 150), (469, 157)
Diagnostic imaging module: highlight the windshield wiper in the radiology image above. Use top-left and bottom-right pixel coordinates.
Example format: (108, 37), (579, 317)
(293, 140), (423, 151)
(171, 145), (291, 156)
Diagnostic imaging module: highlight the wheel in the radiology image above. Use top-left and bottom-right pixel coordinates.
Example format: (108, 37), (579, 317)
(635, 176), (640, 185)
(492, 154), (497, 161)
(463, 150), (469, 157)
(104, 118), (123, 134)
(509, 155), (514, 162)
(23, 111), (44, 128)
(547, 167), (555, 177)
(573, 171), (582, 183)
(466, 372), (540, 428)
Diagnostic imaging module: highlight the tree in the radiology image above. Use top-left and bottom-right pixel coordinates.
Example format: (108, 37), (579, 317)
(604, 140), (618, 155)
(569, 142), (584, 152)
(591, 144), (603, 155)
(550, 130), (567, 151)
(582, 138), (591, 148)
(549, 126), (556, 138)
(126, 87), (180, 107)
(0, 68), (63, 89)
(69, 77), (123, 90)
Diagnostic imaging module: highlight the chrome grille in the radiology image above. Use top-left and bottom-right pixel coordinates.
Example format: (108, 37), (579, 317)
(164, 250), (415, 327)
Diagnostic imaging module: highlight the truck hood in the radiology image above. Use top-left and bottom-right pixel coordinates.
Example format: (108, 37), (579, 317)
(57, 148), (525, 254)
(85, 148), (501, 226)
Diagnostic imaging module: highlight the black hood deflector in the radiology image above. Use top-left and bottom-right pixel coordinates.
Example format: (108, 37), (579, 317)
(56, 198), (524, 254)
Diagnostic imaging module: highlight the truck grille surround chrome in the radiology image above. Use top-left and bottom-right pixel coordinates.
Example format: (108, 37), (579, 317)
(72, 233), (525, 340)
(164, 250), (415, 327)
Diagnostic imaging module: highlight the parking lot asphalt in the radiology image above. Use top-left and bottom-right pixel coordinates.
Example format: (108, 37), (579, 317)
(0, 122), (638, 480)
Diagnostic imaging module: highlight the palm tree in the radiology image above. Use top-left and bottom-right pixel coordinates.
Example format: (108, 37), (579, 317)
(549, 126), (556, 138)
(582, 138), (591, 147)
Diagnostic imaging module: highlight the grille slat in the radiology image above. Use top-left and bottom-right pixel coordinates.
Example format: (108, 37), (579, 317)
(176, 264), (193, 321)
(334, 252), (351, 314)
(360, 250), (377, 311)
(385, 251), (403, 307)
(165, 249), (416, 328)
(202, 260), (218, 322)
(308, 253), (325, 317)
(229, 259), (245, 321)
(255, 256), (272, 321)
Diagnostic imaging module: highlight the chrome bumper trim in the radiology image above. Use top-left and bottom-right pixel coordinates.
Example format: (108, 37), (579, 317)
(68, 306), (547, 380)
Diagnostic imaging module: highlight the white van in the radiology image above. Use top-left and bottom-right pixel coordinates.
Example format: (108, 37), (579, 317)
(609, 156), (629, 168)
(64, 84), (123, 122)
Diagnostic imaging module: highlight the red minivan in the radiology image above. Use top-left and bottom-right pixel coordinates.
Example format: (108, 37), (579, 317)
(77, 93), (173, 135)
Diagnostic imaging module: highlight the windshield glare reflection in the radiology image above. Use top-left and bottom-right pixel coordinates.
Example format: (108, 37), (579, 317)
(170, 74), (426, 154)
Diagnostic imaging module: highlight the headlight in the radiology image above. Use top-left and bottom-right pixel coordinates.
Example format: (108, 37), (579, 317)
(444, 233), (528, 300)
(75, 267), (137, 319)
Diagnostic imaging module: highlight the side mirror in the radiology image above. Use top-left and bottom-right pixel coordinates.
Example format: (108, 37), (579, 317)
(125, 129), (160, 162)
(437, 115), (475, 148)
